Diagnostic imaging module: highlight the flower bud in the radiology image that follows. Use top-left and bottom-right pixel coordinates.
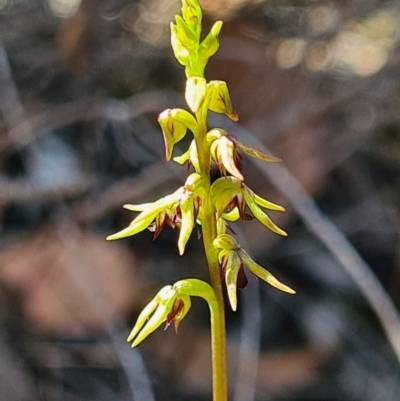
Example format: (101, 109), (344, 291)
(185, 76), (207, 113)
(207, 80), (238, 121)
(170, 22), (191, 67)
(158, 108), (189, 161)
(174, 15), (198, 47)
(199, 21), (223, 61)
(182, 0), (202, 31)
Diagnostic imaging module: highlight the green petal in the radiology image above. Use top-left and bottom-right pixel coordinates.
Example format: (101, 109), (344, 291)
(218, 136), (244, 181)
(173, 146), (191, 165)
(127, 293), (161, 342)
(253, 193), (285, 212)
(225, 251), (242, 311)
(239, 249), (295, 295)
(243, 190), (287, 236)
(106, 210), (157, 240)
(221, 207), (241, 222)
(178, 192), (195, 255)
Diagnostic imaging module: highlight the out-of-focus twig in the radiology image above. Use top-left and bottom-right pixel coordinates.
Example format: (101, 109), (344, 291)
(0, 175), (93, 203)
(0, 40), (33, 145)
(72, 161), (180, 223)
(3, 91), (181, 152)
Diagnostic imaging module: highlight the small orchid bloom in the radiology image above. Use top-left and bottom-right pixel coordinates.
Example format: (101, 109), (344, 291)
(208, 128), (282, 181)
(206, 80), (239, 121)
(127, 285), (187, 347)
(127, 278), (216, 347)
(213, 234), (295, 311)
(158, 108), (198, 161)
(210, 176), (287, 236)
(174, 129), (281, 181)
(107, 173), (206, 255)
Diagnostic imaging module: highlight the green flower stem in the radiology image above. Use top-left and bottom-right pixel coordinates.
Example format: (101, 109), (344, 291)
(195, 107), (227, 401)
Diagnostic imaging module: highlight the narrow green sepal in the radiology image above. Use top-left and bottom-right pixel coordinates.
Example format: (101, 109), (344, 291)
(242, 190), (287, 236)
(239, 249), (296, 295)
(225, 251), (242, 311)
(253, 193), (285, 212)
(237, 142), (282, 163)
(106, 209), (157, 240)
(178, 191), (195, 255)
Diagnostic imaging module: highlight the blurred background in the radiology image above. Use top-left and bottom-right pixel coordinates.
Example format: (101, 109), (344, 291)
(1, 0), (400, 400)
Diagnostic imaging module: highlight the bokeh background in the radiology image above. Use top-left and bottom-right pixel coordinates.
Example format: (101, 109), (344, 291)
(1, 0), (400, 400)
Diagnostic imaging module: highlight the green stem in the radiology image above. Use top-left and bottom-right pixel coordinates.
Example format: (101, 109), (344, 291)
(195, 107), (227, 401)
